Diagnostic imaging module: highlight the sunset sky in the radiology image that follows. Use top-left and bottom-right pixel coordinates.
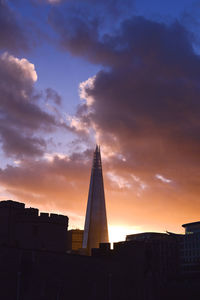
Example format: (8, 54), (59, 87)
(1, 0), (200, 243)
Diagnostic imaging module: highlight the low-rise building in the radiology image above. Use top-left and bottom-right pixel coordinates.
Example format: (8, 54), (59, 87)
(122, 232), (180, 280)
(0, 200), (68, 252)
(66, 229), (84, 252)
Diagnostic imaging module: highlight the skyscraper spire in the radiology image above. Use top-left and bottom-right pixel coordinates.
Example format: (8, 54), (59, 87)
(82, 145), (109, 254)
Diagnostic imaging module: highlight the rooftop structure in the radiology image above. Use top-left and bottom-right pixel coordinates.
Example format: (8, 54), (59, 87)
(126, 232), (170, 242)
(82, 145), (109, 254)
(182, 221), (200, 234)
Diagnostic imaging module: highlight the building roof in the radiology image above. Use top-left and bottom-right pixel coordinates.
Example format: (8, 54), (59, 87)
(182, 221), (200, 228)
(126, 232), (169, 241)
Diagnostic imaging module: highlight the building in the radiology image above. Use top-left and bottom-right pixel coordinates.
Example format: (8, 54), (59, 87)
(0, 202), (199, 300)
(0, 200), (68, 252)
(82, 145), (109, 254)
(181, 222), (200, 275)
(124, 232), (180, 280)
(66, 229), (84, 253)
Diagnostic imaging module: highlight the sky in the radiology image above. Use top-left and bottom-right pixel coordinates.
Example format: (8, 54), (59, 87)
(1, 0), (200, 243)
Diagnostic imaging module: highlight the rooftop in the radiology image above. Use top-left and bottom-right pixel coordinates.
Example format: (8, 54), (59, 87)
(182, 221), (200, 228)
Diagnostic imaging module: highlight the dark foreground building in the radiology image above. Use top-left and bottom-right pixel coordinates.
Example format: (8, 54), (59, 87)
(0, 241), (169, 300)
(0, 238), (200, 300)
(0, 200), (68, 252)
(0, 201), (200, 299)
(126, 232), (181, 280)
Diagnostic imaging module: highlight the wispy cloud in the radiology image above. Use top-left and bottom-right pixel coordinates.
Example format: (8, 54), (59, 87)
(107, 172), (132, 189)
(155, 174), (172, 184)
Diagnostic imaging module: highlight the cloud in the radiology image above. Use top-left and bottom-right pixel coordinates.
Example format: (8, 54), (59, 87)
(71, 18), (200, 156)
(49, 0), (136, 65)
(0, 151), (92, 213)
(155, 174), (172, 184)
(45, 88), (62, 105)
(1, 4), (200, 233)
(0, 52), (65, 158)
(57, 16), (200, 214)
(107, 172), (132, 189)
(79, 76), (96, 106)
(0, 148), (176, 231)
(1, 52), (37, 82)
(0, 126), (46, 158)
(0, 1), (29, 52)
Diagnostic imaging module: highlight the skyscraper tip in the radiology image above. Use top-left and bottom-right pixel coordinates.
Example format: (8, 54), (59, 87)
(95, 144), (100, 153)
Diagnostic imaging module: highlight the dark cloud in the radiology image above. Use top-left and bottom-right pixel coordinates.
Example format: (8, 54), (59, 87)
(49, 0), (136, 65)
(49, 10), (196, 69)
(45, 88), (62, 105)
(62, 16), (200, 200)
(0, 126), (46, 158)
(0, 52), (65, 158)
(49, 12), (118, 66)
(0, 0), (29, 52)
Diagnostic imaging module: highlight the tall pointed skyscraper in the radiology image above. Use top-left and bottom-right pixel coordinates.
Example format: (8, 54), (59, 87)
(82, 145), (109, 253)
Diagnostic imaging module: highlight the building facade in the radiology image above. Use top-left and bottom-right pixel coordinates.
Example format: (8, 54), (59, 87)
(181, 222), (200, 275)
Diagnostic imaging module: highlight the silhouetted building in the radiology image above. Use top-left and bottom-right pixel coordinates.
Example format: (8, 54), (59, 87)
(181, 222), (200, 275)
(112, 232), (180, 282)
(125, 232), (180, 280)
(91, 242), (112, 257)
(0, 200), (68, 252)
(0, 214), (200, 300)
(82, 145), (109, 254)
(66, 229), (83, 253)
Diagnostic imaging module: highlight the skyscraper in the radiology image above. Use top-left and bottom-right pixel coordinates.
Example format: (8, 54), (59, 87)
(82, 145), (109, 254)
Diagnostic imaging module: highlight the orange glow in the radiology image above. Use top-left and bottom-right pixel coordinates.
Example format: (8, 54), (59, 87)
(108, 225), (141, 246)
(0, 152), (198, 237)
